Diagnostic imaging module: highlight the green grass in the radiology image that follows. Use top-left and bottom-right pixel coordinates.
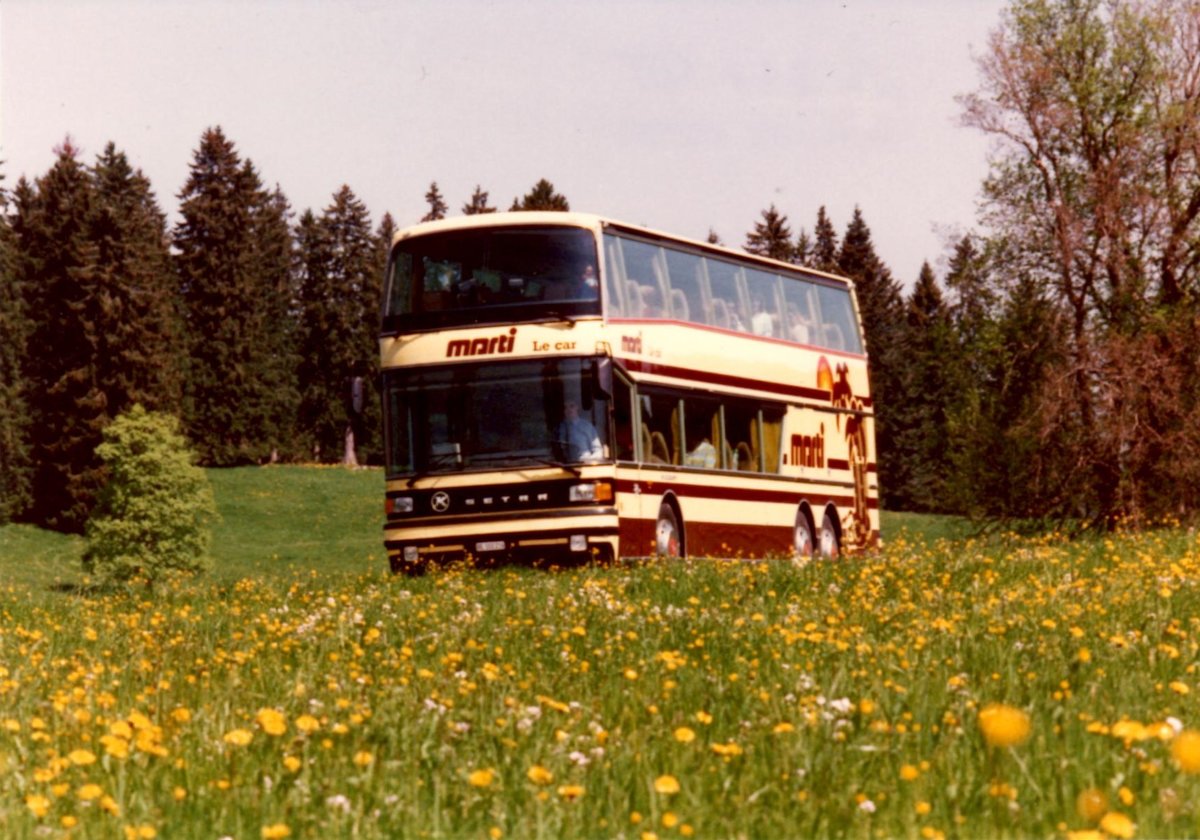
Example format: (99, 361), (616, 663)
(3, 471), (1200, 838)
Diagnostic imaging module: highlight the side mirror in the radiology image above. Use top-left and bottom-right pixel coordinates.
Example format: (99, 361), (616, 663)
(593, 358), (613, 397)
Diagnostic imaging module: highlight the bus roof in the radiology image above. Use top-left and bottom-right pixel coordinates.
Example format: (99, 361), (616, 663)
(391, 212), (855, 288)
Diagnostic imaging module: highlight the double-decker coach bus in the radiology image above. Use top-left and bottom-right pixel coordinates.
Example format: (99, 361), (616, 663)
(380, 212), (878, 572)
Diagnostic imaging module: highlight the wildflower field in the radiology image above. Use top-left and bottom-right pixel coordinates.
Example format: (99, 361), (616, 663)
(3, 468), (1200, 838)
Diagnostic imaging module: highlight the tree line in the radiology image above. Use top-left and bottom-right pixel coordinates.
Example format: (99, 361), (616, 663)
(5, 0), (1200, 535)
(0, 127), (575, 533)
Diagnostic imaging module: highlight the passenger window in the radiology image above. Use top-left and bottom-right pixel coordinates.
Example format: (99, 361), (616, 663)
(664, 249), (708, 325)
(602, 234), (629, 318)
(814, 284), (864, 353)
(682, 396), (721, 469)
(758, 407), (784, 474)
(744, 268), (783, 338)
(723, 401), (760, 471)
(706, 258), (748, 332)
(620, 238), (667, 320)
(782, 278), (820, 345)
(640, 392), (681, 465)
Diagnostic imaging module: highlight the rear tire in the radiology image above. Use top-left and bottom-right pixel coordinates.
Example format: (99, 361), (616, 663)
(819, 511), (840, 558)
(655, 503), (682, 558)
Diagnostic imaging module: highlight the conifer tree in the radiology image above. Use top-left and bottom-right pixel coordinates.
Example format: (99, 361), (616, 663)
(0, 172), (33, 522)
(421, 181), (447, 222)
(744, 204), (795, 262)
(794, 229), (812, 266)
(837, 207), (906, 509)
(511, 179), (570, 211)
(89, 143), (182, 416)
(174, 127), (297, 464)
(890, 262), (955, 511)
(706, 229), (722, 246)
(812, 206), (839, 273)
(11, 141), (179, 530)
(296, 186), (379, 464)
(12, 143), (106, 531)
(462, 185), (496, 215)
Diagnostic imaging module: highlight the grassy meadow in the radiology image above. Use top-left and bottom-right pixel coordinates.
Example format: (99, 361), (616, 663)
(3, 466), (1200, 838)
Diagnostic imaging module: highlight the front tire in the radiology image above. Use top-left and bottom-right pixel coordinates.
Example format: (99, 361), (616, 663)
(655, 503), (682, 558)
(793, 509), (815, 559)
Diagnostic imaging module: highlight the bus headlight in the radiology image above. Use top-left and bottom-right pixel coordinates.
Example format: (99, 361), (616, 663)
(569, 481), (613, 503)
(387, 497), (414, 514)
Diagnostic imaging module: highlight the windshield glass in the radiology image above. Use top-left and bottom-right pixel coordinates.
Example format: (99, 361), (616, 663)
(383, 358), (611, 477)
(383, 226), (600, 332)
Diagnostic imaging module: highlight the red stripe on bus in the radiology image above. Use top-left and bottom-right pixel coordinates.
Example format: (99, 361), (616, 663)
(615, 478), (879, 510)
(617, 355), (873, 408)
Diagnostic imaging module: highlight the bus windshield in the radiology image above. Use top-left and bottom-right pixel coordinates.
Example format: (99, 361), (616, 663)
(383, 226), (600, 332)
(383, 358), (611, 477)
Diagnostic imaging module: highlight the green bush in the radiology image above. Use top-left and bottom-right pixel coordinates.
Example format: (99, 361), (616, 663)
(84, 405), (218, 585)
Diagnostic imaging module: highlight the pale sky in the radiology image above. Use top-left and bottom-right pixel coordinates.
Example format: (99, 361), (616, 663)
(1, 0), (1005, 285)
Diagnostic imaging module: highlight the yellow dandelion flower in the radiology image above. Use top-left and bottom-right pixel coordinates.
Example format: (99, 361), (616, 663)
(859, 698), (876, 715)
(261, 824), (291, 840)
(224, 728), (253, 747)
(900, 764), (920, 781)
(695, 710), (712, 725)
(978, 703), (1031, 748)
(557, 784), (585, 801)
(123, 825), (157, 840)
(255, 709), (287, 737)
(25, 794), (50, 817)
(662, 812), (679, 828)
(1075, 787), (1108, 823)
(79, 784), (104, 801)
(526, 765), (554, 785)
(171, 708), (191, 724)
(68, 749), (97, 766)
(653, 775), (680, 795)
(101, 734), (130, 759)
(1170, 681), (1190, 695)
(61, 816), (78, 829)
(915, 801), (931, 815)
(173, 786), (187, 801)
(674, 726), (696, 743)
(468, 768), (496, 788)
(1171, 730), (1200, 772)
(283, 755), (302, 773)
(353, 751), (374, 767)
(1098, 811), (1135, 839)
(100, 795), (121, 816)
(773, 722), (795, 734)
(710, 741), (743, 757)
(295, 714), (320, 733)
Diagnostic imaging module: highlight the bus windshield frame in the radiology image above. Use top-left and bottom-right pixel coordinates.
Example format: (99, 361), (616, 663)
(383, 357), (612, 478)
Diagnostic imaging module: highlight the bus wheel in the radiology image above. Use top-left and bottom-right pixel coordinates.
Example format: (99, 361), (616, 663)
(793, 509), (815, 560)
(819, 510), (840, 558)
(655, 503), (683, 559)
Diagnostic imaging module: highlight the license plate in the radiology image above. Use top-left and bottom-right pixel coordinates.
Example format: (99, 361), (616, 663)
(475, 540), (506, 552)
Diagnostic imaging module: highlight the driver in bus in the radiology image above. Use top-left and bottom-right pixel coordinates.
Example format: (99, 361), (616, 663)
(546, 264), (599, 302)
(556, 401), (603, 461)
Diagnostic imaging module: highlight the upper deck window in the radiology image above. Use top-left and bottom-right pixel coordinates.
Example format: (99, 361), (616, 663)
(382, 226), (600, 332)
(603, 232), (863, 354)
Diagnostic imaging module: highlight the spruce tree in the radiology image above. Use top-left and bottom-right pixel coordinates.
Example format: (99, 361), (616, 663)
(0, 172), (33, 522)
(744, 204), (795, 262)
(89, 143), (182, 417)
(421, 181), (448, 222)
(297, 186), (379, 464)
(812, 206), (839, 274)
(837, 207), (906, 509)
(462, 185), (496, 215)
(512, 179), (570, 211)
(174, 127), (297, 464)
(13, 142), (184, 531)
(891, 262), (955, 511)
(12, 143), (106, 531)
